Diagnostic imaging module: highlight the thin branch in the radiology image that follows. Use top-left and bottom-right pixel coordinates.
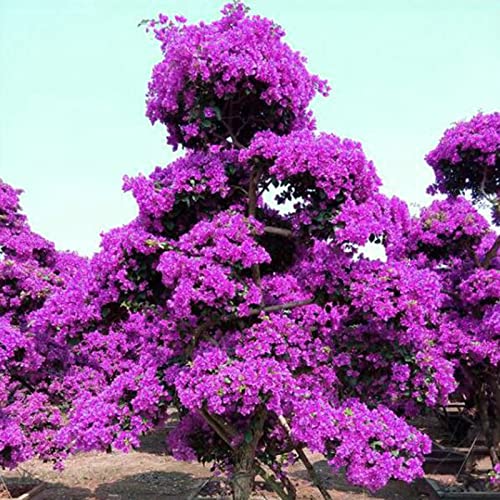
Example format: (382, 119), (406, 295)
(248, 164), (264, 286)
(248, 166), (262, 219)
(10, 373), (36, 393)
(199, 409), (233, 446)
(478, 385), (500, 466)
(278, 416), (332, 500)
(258, 179), (273, 197)
(295, 447), (332, 500)
(252, 298), (314, 316)
(187, 298), (315, 355)
(489, 371), (500, 466)
(186, 479), (211, 500)
(264, 226), (293, 238)
(466, 242), (481, 268)
(275, 469), (297, 500)
(0, 473), (13, 499)
(479, 170), (497, 204)
(186, 319), (219, 358)
(231, 185), (249, 197)
(220, 118), (245, 149)
(235, 120), (249, 139)
(254, 463), (293, 500)
(202, 333), (220, 347)
(212, 135), (235, 150)
(455, 432), (479, 479)
(16, 482), (46, 499)
(207, 410), (239, 440)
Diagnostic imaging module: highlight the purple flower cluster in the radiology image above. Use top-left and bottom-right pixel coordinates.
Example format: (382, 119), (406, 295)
(418, 197), (487, 244)
(489, 464), (500, 488)
(176, 345), (294, 416)
(122, 150), (245, 233)
(0, 179), (86, 468)
(426, 112), (499, 220)
(291, 399), (431, 491)
(157, 212), (270, 320)
(385, 178), (500, 467)
(146, 3), (329, 149)
(345, 259), (456, 409)
(241, 129), (381, 240)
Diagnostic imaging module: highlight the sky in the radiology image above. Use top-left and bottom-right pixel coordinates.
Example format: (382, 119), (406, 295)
(1, 0), (499, 256)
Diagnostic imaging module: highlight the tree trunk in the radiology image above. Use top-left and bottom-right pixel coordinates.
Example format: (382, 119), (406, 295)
(231, 409), (266, 500)
(233, 446), (257, 500)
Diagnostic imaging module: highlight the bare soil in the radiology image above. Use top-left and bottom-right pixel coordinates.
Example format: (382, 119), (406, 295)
(1, 430), (426, 499)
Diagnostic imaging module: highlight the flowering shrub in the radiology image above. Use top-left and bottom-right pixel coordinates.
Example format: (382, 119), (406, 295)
(426, 112), (500, 222)
(413, 199), (500, 466)
(3, 4), (498, 500)
(390, 117), (500, 468)
(0, 180), (86, 467)
(24, 5), (455, 497)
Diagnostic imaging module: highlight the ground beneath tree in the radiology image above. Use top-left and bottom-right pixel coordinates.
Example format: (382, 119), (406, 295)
(1, 430), (429, 499)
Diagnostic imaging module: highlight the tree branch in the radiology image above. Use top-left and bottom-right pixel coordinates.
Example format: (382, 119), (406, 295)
(250, 298), (314, 316)
(278, 416), (332, 500)
(248, 164), (264, 286)
(187, 318), (220, 358)
(477, 384), (499, 466)
(199, 408), (233, 447)
(295, 446), (332, 500)
(220, 117), (245, 149)
(187, 298), (315, 356)
(10, 373), (37, 394)
(479, 169), (498, 205)
(264, 226), (293, 238)
(230, 185), (249, 197)
(257, 178), (273, 197)
(254, 463), (294, 500)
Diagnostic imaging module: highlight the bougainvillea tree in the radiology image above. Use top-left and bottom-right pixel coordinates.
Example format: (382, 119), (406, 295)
(410, 113), (499, 465)
(2, 3), (487, 499)
(20, 3), (456, 497)
(426, 112), (499, 222)
(0, 180), (86, 466)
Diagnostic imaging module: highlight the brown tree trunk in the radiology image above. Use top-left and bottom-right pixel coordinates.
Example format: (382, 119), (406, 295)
(231, 409), (266, 500)
(233, 447), (257, 500)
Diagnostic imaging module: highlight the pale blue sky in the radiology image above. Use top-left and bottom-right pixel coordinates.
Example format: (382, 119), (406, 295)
(1, 0), (499, 256)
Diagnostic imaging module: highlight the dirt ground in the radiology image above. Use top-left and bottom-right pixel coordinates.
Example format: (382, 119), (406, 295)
(0, 430), (433, 499)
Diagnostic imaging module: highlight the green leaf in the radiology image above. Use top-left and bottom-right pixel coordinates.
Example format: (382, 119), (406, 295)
(244, 430), (253, 444)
